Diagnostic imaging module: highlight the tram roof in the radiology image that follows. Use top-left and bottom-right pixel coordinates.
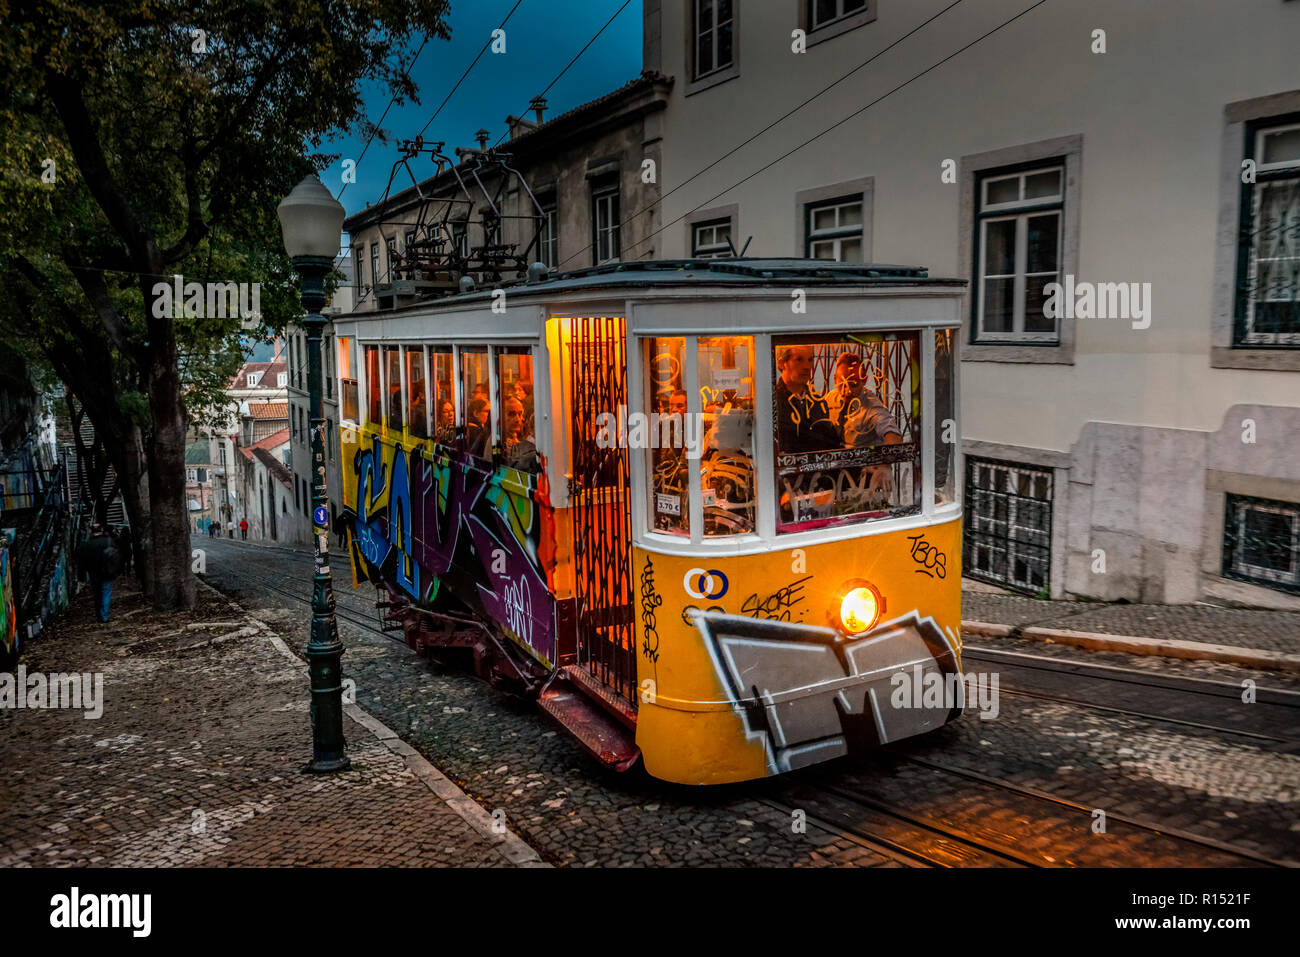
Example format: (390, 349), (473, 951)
(354, 258), (965, 317)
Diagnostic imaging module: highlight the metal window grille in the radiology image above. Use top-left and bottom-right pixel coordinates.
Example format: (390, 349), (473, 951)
(963, 457), (1052, 594)
(568, 316), (636, 705)
(1223, 493), (1300, 593)
(1234, 119), (1300, 347)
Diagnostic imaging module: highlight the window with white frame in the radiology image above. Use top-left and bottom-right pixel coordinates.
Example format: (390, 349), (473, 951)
(1235, 118), (1300, 347)
(692, 219), (733, 258)
(694, 1), (734, 80)
(808, 0), (868, 31)
(592, 181), (620, 265)
(1223, 493), (1300, 593)
(452, 220), (468, 259)
(805, 197), (863, 262)
(352, 245), (363, 293)
(385, 238), (397, 284)
(277, 372), (287, 388)
(974, 164), (1064, 342)
(370, 242), (379, 292)
(538, 199), (558, 268)
(246, 372), (262, 387)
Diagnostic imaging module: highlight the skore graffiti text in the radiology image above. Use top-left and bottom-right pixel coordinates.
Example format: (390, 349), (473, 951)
(595, 405), (704, 459)
(0, 666), (103, 719)
(1042, 274), (1152, 330)
(890, 664), (999, 720)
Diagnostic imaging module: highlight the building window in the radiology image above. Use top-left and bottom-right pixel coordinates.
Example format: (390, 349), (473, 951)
(694, 1), (734, 80)
(1235, 118), (1300, 347)
(452, 220), (468, 259)
(246, 372), (261, 387)
(974, 163), (1064, 343)
(805, 197), (863, 262)
(592, 181), (620, 265)
(370, 243), (379, 292)
(964, 458), (1052, 594)
(692, 219), (732, 258)
(538, 199), (558, 268)
(808, 0), (869, 31)
(277, 372), (287, 388)
(386, 238), (397, 283)
(1223, 493), (1300, 593)
(353, 246), (363, 293)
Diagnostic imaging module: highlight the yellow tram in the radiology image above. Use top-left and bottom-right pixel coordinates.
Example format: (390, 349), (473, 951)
(334, 258), (964, 785)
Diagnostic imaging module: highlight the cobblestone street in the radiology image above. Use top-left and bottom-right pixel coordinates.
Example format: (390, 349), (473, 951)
(174, 537), (1300, 867)
(0, 575), (535, 868)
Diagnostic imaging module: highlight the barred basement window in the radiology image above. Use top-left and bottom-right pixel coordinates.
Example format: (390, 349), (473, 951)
(1223, 493), (1300, 593)
(963, 457), (1052, 594)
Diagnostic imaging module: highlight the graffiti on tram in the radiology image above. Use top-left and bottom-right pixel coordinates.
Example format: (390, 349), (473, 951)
(345, 435), (558, 664)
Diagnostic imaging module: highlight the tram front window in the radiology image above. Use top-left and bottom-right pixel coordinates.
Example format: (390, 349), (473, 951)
(772, 332), (921, 532)
(698, 336), (755, 537)
(645, 337), (688, 536)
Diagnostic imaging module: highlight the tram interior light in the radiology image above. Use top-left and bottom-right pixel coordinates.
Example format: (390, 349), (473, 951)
(838, 580), (883, 635)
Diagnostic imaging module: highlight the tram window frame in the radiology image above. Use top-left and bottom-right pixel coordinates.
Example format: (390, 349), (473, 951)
(383, 345), (404, 432)
(494, 346), (540, 473)
(364, 344), (381, 427)
(770, 331), (923, 535)
(340, 337), (359, 425)
(460, 346), (492, 460)
(641, 335), (760, 543)
(431, 347), (456, 448)
(404, 345), (429, 439)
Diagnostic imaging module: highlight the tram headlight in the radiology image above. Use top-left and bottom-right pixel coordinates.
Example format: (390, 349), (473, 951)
(838, 580), (883, 635)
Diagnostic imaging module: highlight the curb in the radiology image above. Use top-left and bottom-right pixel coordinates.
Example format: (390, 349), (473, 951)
(198, 580), (549, 868)
(962, 619), (1300, 674)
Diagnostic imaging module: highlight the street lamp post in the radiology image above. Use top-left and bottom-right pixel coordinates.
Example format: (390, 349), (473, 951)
(277, 174), (350, 773)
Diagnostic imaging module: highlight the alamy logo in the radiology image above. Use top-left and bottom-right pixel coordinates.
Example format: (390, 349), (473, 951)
(150, 275), (261, 324)
(0, 666), (103, 718)
(50, 887), (151, 937)
(595, 405), (705, 459)
(890, 664), (999, 720)
(1042, 275), (1151, 329)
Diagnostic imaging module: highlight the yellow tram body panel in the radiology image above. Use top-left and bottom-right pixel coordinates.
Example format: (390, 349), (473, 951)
(632, 519), (962, 785)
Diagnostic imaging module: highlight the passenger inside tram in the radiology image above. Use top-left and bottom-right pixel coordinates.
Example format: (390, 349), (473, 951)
(502, 396), (541, 472)
(466, 397), (490, 458)
(435, 398), (455, 445)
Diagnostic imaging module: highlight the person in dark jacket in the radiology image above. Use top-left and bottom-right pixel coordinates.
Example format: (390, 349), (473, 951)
(76, 524), (125, 623)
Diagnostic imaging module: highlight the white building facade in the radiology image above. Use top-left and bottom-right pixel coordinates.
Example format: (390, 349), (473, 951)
(646, 0), (1300, 607)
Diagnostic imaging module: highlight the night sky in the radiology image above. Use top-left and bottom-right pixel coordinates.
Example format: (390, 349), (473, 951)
(318, 0), (643, 221)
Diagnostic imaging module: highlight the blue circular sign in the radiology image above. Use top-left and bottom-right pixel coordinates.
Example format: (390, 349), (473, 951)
(314, 506), (329, 526)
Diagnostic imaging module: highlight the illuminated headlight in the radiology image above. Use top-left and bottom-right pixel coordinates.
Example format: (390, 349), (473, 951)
(838, 581), (883, 635)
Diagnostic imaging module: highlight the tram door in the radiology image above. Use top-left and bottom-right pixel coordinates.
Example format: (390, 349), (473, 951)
(566, 316), (636, 707)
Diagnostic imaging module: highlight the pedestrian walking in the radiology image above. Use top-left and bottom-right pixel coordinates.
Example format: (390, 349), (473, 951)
(75, 524), (125, 623)
(227, 519), (234, 539)
(239, 518), (248, 540)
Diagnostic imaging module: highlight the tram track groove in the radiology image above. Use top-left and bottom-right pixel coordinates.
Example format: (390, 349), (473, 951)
(880, 753), (1297, 868)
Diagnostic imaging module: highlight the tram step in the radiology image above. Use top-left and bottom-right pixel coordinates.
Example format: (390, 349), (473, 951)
(538, 685), (640, 772)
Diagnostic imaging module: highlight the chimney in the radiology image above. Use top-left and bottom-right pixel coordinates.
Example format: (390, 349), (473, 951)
(529, 96), (547, 124)
(475, 128), (490, 150)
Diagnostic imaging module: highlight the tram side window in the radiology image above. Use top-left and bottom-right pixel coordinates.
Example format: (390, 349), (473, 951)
(698, 336), (755, 537)
(935, 329), (957, 507)
(340, 338), (359, 424)
(771, 332), (922, 532)
(384, 346), (403, 431)
(432, 348), (455, 447)
(645, 337), (688, 537)
(496, 347), (539, 472)
(405, 346), (428, 439)
(461, 346), (491, 459)
(364, 345), (382, 427)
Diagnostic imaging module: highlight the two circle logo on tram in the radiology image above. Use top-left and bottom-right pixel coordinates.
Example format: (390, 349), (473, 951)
(683, 568), (729, 601)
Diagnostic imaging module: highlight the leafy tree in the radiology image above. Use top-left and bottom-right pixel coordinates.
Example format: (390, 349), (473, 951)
(0, 0), (450, 608)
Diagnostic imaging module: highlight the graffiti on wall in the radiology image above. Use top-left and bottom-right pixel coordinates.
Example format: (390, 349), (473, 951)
(345, 434), (558, 665)
(0, 546), (15, 656)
